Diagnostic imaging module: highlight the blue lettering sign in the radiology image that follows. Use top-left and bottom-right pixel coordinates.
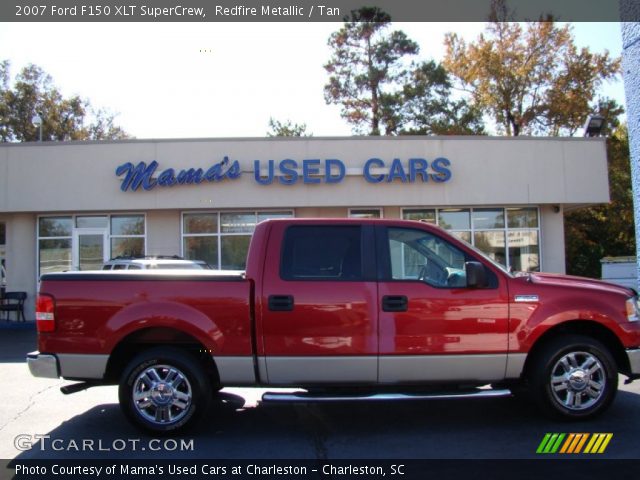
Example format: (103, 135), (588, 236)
(325, 159), (345, 183)
(115, 161), (158, 192)
(117, 156), (452, 191)
(278, 159), (299, 185)
(157, 168), (177, 186)
(364, 157), (452, 184)
(116, 156), (241, 192)
(387, 158), (408, 183)
(363, 158), (385, 183)
(303, 159), (321, 184)
(254, 159), (275, 185)
(176, 168), (204, 185)
(431, 157), (452, 183)
(409, 158), (429, 183)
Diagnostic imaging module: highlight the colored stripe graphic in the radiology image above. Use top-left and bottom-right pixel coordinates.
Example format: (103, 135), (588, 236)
(584, 433), (614, 454)
(536, 433), (565, 454)
(537, 433), (613, 454)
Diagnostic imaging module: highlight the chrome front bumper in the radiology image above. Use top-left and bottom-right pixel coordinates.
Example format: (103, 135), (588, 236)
(27, 351), (59, 379)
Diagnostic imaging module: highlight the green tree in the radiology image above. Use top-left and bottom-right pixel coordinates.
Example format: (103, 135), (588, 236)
(400, 61), (486, 135)
(564, 125), (635, 278)
(443, 1), (620, 136)
(323, 7), (418, 135)
(266, 118), (311, 137)
(0, 60), (129, 142)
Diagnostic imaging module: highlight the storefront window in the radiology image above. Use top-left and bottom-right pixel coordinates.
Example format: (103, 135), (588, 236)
(349, 208), (382, 218)
(402, 209), (436, 224)
(76, 216), (108, 229)
(111, 237), (144, 258)
(449, 231), (472, 243)
(221, 236), (252, 270)
(182, 211), (293, 270)
(184, 214), (217, 234)
(39, 239), (72, 275)
(111, 215), (145, 236)
(474, 231), (506, 265)
(258, 212), (291, 223)
(39, 217), (73, 237)
(38, 214), (146, 277)
(438, 209), (470, 230)
(184, 236), (218, 267)
(403, 207), (540, 272)
(38, 217), (73, 275)
(110, 215), (145, 258)
(508, 229), (540, 272)
(221, 212), (256, 233)
(507, 207), (539, 228)
(472, 208), (505, 229)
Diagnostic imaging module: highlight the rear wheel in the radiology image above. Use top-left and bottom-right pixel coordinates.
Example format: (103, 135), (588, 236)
(529, 335), (618, 420)
(119, 347), (211, 434)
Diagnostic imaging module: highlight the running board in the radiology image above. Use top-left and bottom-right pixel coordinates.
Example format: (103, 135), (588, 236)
(261, 389), (512, 403)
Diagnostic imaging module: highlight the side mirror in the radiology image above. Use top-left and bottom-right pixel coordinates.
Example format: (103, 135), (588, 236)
(465, 261), (487, 288)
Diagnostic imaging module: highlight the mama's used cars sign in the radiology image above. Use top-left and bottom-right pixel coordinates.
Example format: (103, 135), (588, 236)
(115, 156), (452, 192)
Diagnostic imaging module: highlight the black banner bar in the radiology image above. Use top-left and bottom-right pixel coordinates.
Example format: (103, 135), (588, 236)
(3, 459), (640, 480)
(0, 0), (636, 23)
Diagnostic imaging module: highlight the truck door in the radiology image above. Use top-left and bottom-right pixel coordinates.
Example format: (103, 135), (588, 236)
(259, 222), (378, 385)
(376, 225), (509, 384)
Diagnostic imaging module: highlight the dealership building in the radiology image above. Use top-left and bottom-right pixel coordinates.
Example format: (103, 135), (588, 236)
(0, 136), (608, 319)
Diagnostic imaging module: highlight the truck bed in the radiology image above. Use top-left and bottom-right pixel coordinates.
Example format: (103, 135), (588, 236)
(38, 270), (252, 358)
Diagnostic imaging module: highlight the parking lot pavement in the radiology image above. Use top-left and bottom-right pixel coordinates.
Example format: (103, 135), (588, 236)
(2, 329), (640, 463)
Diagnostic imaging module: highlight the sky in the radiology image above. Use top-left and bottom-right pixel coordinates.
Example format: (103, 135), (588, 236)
(0, 21), (625, 139)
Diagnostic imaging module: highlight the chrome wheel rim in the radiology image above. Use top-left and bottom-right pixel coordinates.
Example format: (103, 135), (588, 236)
(132, 364), (192, 425)
(550, 351), (606, 411)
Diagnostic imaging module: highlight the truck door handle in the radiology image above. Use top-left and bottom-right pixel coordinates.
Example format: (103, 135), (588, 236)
(268, 295), (294, 312)
(382, 295), (408, 312)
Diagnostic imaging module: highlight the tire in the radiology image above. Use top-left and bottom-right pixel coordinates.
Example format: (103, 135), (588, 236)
(119, 347), (211, 434)
(528, 335), (618, 420)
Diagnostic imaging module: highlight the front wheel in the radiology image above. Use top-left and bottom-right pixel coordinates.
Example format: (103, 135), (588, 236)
(529, 335), (618, 420)
(119, 347), (211, 434)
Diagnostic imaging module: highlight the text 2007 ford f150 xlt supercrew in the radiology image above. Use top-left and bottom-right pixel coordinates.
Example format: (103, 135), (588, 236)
(28, 219), (640, 433)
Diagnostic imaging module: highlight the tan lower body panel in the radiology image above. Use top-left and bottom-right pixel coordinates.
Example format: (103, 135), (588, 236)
(215, 354), (514, 386)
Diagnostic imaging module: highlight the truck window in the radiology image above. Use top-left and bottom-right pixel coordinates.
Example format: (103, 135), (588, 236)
(281, 226), (362, 281)
(388, 227), (467, 288)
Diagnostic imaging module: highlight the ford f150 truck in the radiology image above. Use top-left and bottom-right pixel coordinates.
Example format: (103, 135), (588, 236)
(28, 219), (640, 433)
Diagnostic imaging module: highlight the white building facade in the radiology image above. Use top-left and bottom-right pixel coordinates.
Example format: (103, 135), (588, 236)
(0, 136), (609, 319)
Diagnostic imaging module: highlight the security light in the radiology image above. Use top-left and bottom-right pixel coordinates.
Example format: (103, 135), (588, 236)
(583, 114), (606, 137)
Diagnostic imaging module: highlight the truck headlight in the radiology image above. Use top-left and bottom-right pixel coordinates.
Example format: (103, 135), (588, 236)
(626, 297), (640, 322)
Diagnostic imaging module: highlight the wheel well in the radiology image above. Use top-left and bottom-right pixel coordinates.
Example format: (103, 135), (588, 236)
(522, 321), (630, 378)
(104, 327), (220, 385)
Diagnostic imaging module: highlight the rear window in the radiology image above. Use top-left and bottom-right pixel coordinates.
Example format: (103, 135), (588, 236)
(281, 226), (362, 281)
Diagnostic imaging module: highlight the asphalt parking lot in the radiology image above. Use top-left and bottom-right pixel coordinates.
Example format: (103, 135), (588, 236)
(1, 327), (639, 476)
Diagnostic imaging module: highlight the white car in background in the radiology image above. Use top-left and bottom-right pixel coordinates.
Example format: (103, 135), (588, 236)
(102, 256), (211, 270)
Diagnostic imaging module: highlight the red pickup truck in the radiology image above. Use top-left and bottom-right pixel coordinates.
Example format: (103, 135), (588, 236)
(28, 218), (640, 433)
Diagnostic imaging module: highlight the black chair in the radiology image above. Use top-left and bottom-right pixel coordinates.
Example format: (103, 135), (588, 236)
(1, 291), (27, 322)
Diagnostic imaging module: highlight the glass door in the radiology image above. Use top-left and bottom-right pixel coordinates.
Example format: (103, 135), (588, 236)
(72, 229), (108, 271)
